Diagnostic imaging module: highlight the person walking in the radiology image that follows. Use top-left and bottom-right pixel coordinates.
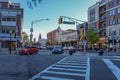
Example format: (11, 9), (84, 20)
(98, 48), (104, 56)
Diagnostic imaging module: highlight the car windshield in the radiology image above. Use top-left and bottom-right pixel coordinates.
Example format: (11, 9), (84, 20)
(54, 46), (61, 50)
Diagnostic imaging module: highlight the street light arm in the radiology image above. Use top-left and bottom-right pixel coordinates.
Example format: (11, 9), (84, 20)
(32, 18), (49, 24)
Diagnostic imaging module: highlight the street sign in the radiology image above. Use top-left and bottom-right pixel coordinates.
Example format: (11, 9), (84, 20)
(83, 40), (87, 46)
(62, 21), (75, 25)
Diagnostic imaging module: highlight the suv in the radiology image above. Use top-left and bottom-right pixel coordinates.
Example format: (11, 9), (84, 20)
(52, 46), (64, 54)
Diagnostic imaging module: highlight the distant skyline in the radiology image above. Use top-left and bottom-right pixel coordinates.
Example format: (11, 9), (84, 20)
(11, 0), (98, 40)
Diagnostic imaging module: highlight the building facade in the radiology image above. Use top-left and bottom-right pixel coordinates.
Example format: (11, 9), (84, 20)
(88, 0), (120, 51)
(47, 27), (77, 47)
(47, 29), (58, 46)
(61, 29), (77, 47)
(0, 0), (23, 51)
(106, 0), (120, 51)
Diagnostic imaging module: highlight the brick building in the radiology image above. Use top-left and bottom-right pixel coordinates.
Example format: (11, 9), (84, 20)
(0, 0), (23, 51)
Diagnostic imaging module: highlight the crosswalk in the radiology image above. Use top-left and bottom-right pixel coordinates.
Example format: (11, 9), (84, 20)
(31, 56), (90, 80)
(30, 55), (120, 80)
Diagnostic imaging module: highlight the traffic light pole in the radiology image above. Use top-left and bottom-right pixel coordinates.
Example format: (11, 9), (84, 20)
(59, 16), (87, 53)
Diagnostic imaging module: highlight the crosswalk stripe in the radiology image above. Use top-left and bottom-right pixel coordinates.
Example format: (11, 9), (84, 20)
(45, 71), (86, 77)
(110, 59), (120, 61)
(56, 63), (87, 66)
(103, 59), (120, 80)
(62, 61), (77, 63)
(41, 76), (74, 80)
(50, 67), (86, 72)
(54, 64), (87, 68)
(114, 56), (120, 58)
(85, 57), (90, 80)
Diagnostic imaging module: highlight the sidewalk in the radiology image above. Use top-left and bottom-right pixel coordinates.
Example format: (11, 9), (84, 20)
(0, 50), (18, 55)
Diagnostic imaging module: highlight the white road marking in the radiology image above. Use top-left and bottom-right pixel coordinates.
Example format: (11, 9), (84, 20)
(31, 56), (69, 80)
(62, 61), (77, 63)
(45, 71), (86, 77)
(41, 76), (74, 80)
(54, 64), (87, 68)
(56, 62), (87, 66)
(114, 56), (120, 58)
(85, 57), (90, 80)
(103, 59), (120, 80)
(30, 56), (89, 80)
(50, 67), (86, 72)
(110, 59), (120, 61)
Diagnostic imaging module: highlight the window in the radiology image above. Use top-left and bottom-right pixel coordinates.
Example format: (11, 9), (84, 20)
(0, 3), (1, 7)
(119, 28), (120, 35)
(1, 26), (15, 34)
(2, 16), (16, 22)
(109, 19), (115, 25)
(109, 1), (114, 8)
(109, 10), (115, 16)
(111, 31), (116, 35)
(117, 17), (120, 23)
(117, 0), (120, 3)
(118, 7), (120, 13)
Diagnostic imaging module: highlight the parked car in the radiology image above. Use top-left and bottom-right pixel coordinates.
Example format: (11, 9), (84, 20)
(19, 47), (39, 55)
(39, 46), (46, 50)
(77, 46), (83, 51)
(52, 46), (64, 54)
(63, 46), (69, 50)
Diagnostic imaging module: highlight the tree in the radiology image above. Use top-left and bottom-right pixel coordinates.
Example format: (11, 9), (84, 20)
(27, 0), (43, 9)
(86, 27), (99, 50)
(22, 32), (29, 47)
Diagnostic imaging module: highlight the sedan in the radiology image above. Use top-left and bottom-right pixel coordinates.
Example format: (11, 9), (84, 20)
(52, 46), (64, 54)
(19, 47), (39, 55)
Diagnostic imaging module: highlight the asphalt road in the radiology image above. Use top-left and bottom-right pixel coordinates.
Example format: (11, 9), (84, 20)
(0, 50), (120, 80)
(0, 51), (67, 80)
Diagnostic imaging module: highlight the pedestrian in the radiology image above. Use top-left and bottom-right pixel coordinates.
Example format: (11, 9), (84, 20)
(98, 48), (104, 56)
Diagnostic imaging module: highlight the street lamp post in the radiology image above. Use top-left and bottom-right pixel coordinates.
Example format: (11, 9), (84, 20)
(9, 30), (12, 54)
(30, 18), (49, 44)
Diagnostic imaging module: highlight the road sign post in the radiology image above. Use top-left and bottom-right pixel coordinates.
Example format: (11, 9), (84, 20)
(83, 40), (87, 53)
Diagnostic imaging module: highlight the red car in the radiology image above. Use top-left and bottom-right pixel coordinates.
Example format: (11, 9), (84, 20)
(19, 47), (39, 55)
(77, 47), (84, 51)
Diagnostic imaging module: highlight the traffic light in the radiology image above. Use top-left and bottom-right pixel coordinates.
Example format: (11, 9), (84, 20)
(58, 17), (62, 24)
(14, 32), (16, 38)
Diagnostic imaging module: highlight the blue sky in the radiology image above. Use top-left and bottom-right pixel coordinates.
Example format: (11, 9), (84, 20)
(11, 0), (98, 40)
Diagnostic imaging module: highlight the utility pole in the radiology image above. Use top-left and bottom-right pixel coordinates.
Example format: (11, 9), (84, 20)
(30, 18), (49, 45)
